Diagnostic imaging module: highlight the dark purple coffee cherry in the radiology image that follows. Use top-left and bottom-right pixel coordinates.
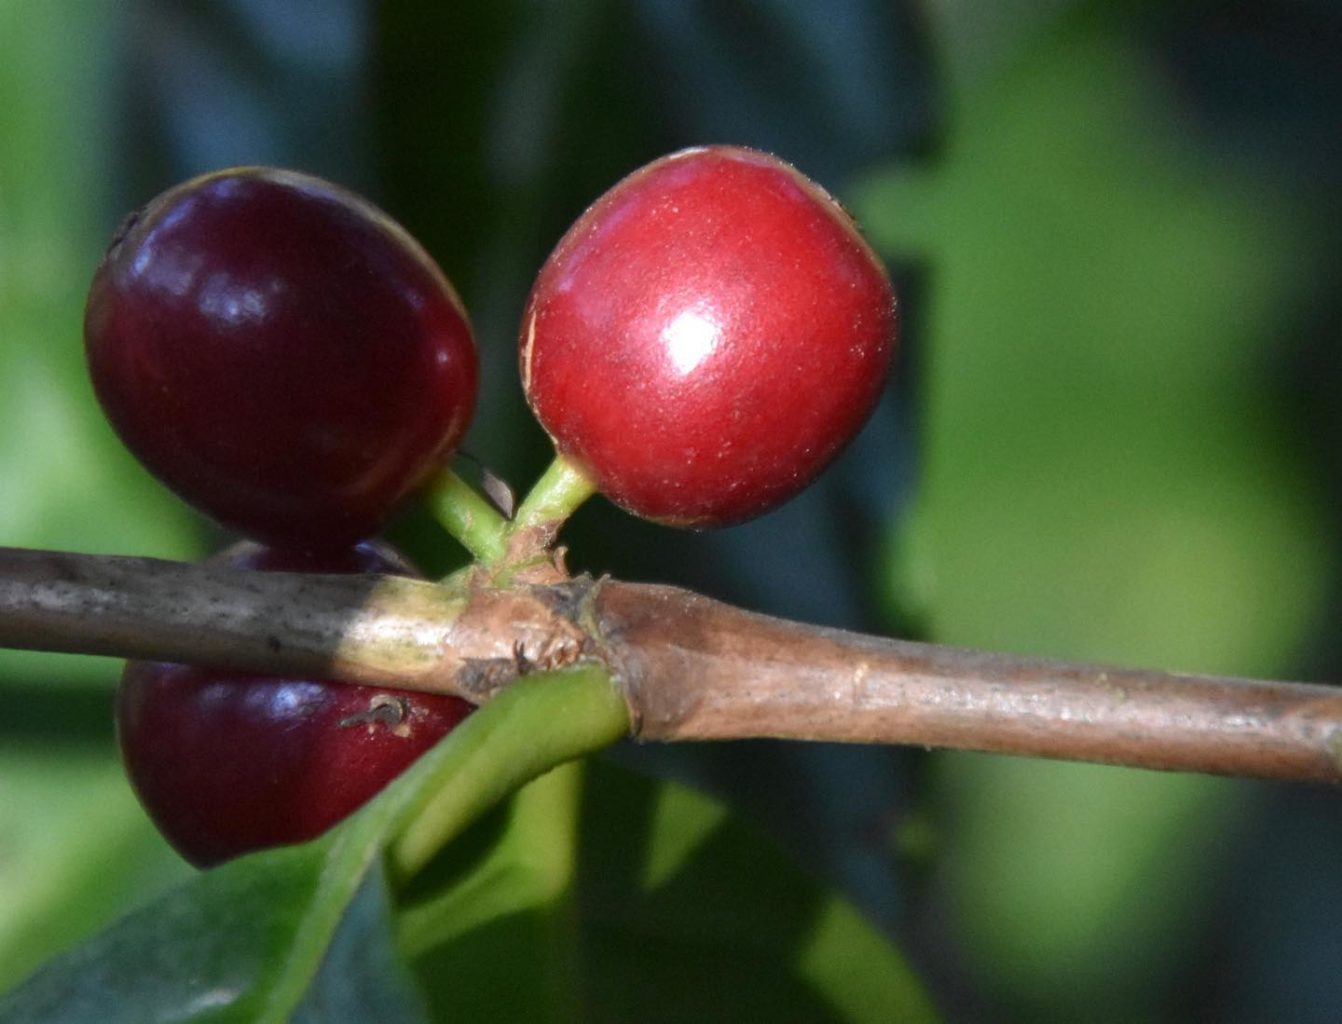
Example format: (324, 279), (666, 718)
(86, 167), (478, 549)
(116, 541), (473, 867)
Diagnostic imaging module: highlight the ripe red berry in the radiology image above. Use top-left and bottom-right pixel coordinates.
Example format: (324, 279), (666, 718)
(85, 167), (478, 550)
(116, 542), (474, 867)
(520, 145), (897, 526)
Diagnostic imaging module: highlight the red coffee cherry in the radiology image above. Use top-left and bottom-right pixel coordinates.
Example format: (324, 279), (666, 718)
(85, 167), (478, 549)
(116, 542), (473, 867)
(520, 145), (897, 526)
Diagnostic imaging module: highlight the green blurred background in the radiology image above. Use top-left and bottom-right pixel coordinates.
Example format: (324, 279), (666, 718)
(2, 1), (1340, 1019)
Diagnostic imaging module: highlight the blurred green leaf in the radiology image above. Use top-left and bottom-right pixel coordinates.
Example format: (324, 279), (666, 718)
(411, 759), (937, 1023)
(0, 2), (208, 996)
(375, 0), (662, 487)
(0, 3), (205, 693)
(575, 763), (936, 1024)
(931, 757), (1242, 1017)
(859, 29), (1330, 668)
(856, 15), (1333, 1017)
(0, 746), (191, 994)
(926, 0), (1096, 106)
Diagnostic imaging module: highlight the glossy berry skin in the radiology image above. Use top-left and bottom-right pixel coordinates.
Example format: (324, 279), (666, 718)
(116, 542), (474, 867)
(521, 145), (896, 526)
(85, 167), (477, 549)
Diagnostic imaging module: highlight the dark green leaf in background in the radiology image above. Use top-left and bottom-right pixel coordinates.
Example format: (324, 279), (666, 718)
(856, 8), (1337, 1017)
(406, 757), (937, 1023)
(575, 763), (936, 1024)
(0, 1), (203, 990)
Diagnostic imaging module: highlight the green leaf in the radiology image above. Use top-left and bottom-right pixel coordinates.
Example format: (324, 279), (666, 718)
(0, 746), (192, 994)
(854, 13), (1333, 1017)
(930, 758), (1242, 1017)
(0, 743), (444, 1023)
(405, 759), (937, 1023)
(0, 2), (204, 694)
(290, 871), (430, 1024)
(402, 763), (589, 1023)
(858, 26), (1330, 671)
(576, 763), (937, 1024)
(0, 843), (346, 1023)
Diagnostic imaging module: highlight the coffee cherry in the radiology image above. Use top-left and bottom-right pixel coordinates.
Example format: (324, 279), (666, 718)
(85, 167), (478, 549)
(520, 145), (896, 526)
(116, 542), (473, 867)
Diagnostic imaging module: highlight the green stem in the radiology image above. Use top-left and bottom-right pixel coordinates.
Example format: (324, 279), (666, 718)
(510, 454), (597, 537)
(386, 663), (628, 884)
(423, 468), (510, 564)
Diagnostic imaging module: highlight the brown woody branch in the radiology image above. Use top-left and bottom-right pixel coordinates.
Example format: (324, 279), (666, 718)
(1, 546), (1339, 783)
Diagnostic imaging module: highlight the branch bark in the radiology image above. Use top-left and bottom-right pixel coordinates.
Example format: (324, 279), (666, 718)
(2, 546), (1339, 783)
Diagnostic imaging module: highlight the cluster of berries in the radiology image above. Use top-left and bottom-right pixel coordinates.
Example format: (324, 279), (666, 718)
(84, 147), (896, 865)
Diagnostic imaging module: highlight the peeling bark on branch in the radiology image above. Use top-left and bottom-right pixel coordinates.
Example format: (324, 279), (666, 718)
(1, 546), (1339, 783)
